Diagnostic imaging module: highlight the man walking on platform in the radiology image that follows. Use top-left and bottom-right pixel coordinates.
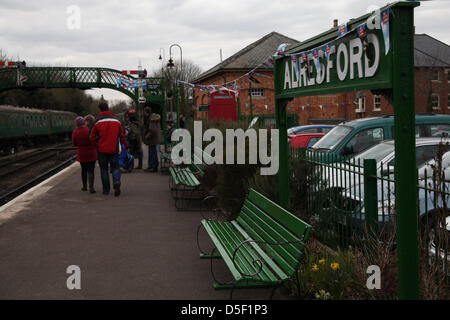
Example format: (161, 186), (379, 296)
(90, 101), (129, 196)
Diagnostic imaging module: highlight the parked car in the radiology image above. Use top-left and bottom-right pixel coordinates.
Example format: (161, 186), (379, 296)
(289, 132), (325, 149)
(309, 115), (450, 161)
(428, 215), (450, 275)
(420, 151), (450, 274)
(287, 124), (334, 140)
(317, 138), (449, 230)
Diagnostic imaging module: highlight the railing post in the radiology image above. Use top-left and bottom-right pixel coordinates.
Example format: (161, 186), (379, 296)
(364, 159), (378, 237)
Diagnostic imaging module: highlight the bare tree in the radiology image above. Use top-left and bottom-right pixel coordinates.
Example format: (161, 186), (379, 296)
(153, 59), (202, 118)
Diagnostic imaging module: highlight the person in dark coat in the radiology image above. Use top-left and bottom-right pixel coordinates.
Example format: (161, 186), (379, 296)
(179, 114), (185, 129)
(143, 106), (162, 172)
(125, 108), (143, 169)
(72, 116), (97, 193)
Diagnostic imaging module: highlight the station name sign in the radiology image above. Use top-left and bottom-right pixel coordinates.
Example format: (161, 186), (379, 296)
(278, 8), (392, 97)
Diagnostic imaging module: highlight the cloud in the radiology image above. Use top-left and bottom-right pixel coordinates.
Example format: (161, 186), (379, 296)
(0, 0), (448, 100)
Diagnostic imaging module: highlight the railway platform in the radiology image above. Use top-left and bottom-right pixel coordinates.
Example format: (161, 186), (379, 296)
(0, 156), (293, 300)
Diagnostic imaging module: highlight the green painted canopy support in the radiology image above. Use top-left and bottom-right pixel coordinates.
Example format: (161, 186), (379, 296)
(275, 97), (291, 209)
(175, 87), (180, 129)
(391, 3), (420, 300)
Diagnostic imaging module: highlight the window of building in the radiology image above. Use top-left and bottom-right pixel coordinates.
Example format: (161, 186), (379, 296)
(447, 70), (450, 82)
(448, 94), (450, 108)
(373, 95), (381, 111)
(431, 94), (440, 109)
(431, 69), (439, 81)
(250, 88), (264, 97)
(354, 96), (366, 112)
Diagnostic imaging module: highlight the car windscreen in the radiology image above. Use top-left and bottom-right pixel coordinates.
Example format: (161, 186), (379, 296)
(352, 142), (395, 163)
(309, 125), (352, 151)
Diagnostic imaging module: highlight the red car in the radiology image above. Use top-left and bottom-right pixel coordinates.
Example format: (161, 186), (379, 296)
(289, 132), (325, 149)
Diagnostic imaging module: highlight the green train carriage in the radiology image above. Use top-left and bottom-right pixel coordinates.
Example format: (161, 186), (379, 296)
(0, 105), (77, 154)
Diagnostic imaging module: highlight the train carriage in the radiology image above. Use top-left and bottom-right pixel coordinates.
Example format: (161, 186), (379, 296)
(0, 105), (77, 154)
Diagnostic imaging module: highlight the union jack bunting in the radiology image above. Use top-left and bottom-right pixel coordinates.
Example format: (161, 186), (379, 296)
(116, 78), (147, 89)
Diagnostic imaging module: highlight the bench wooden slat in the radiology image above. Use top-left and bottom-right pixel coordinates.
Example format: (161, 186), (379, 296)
(169, 167), (179, 185)
(201, 220), (244, 281)
(170, 167), (200, 187)
(180, 169), (199, 186)
(237, 207), (299, 276)
(248, 189), (310, 241)
(207, 220), (277, 282)
(199, 188), (311, 292)
(231, 221), (289, 281)
(241, 200), (304, 260)
(213, 222), (274, 282)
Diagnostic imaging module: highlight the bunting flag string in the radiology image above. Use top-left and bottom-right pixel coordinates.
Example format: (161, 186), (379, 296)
(381, 8), (390, 55)
(116, 78), (147, 89)
(174, 7), (391, 104)
(173, 43), (284, 94)
(285, 6), (392, 73)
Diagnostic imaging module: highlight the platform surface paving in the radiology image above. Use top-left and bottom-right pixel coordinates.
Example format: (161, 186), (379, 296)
(0, 160), (293, 300)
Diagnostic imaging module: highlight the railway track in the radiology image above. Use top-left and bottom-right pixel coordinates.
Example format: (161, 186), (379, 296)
(0, 142), (77, 206)
(0, 142), (75, 178)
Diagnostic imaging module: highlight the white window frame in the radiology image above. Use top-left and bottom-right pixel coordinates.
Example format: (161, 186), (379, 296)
(373, 95), (381, 111)
(431, 94), (440, 109)
(355, 96), (366, 112)
(250, 88), (264, 97)
(431, 69), (440, 82)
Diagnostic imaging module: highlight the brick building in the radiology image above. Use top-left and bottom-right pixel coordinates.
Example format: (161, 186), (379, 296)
(194, 32), (450, 125)
(193, 32), (299, 120)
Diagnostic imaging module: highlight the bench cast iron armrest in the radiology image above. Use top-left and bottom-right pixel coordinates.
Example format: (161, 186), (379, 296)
(231, 236), (306, 278)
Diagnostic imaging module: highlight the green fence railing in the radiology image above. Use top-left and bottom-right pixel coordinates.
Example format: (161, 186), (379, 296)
(292, 147), (449, 282)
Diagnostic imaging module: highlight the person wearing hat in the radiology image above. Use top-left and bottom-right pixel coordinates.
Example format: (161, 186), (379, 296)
(72, 116), (97, 193)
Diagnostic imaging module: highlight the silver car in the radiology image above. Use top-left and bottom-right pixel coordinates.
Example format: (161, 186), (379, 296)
(318, 138), (449, 229)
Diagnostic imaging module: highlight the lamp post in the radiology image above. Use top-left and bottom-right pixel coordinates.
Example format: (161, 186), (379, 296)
(159, 48), (165, 74)
(159, 48), (167, 148)
(167, 44), (182, 129)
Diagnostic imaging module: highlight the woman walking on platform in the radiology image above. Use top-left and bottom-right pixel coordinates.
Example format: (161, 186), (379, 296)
(72, 116), (97, 193)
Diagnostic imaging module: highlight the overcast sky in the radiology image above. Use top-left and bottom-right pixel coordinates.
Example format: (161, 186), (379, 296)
(1, 0), (449, 101)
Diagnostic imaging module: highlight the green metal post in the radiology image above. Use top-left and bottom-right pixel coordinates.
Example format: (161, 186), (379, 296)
(161, 78), (167, 147)
(249, 81), (253, 119)
(134, 88), (140, 120)
(237, 96), (241, 122)
(392, 3), (420, 300)
(274, 56), (290, 209)
(175, 86), (180, 129)
(364, 159), (378, 237)
(276, 98), (290, 208)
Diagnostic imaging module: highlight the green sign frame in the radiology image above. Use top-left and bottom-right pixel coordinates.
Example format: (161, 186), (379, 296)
(274, 1), (420, 299)
(277, 10), (393, 99)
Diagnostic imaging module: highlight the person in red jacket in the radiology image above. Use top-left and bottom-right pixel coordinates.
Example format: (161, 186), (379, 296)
(89, 101), (129, 196)
(72, 116), (97, 193)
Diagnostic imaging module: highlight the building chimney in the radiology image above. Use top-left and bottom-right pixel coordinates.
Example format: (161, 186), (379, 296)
(333, 19), (338, 28)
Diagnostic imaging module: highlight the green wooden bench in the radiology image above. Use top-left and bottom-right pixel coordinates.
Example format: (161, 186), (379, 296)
(197, 188), (311, 299)
(168, 146), (214, 210)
